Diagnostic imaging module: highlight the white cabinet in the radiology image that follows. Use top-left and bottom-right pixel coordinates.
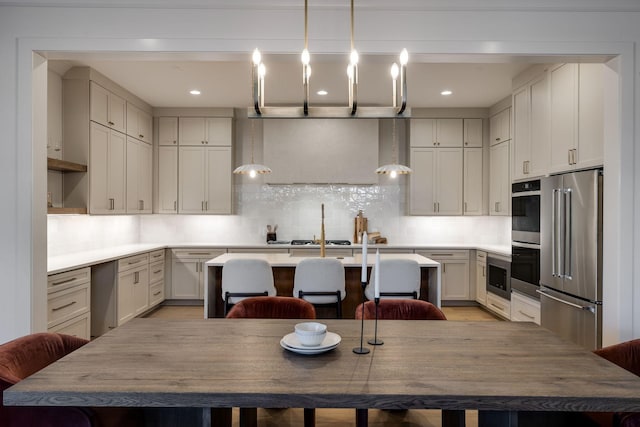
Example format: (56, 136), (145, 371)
(410, 147), (463, 215)
(511, 291), (540, 324)
(89, 122), (126, 214)
(410, 118), (463, 147)
(486, 292), (511, 319)
(126, 137), (152, 213)
(475, 251), (487, 306)
(171, 249), (225, 300)
(117, 253), (150, 323)
(549, 63), (604, 173)
(158, 117), (178, 146)
(157, 146), (178, 213)
(489, 140), (510, 216)
(179, 146), (232, 214)
(47, 267), (91, 340)
(126, 102), (152, 144)
(463, 118), (483, 147)
(463, 147), (483, 215)
(489, 108), (510, 146)
(179, 117), (232, 146)
(417, 250), (470, 301)
(148, 249), (165, 309)
(512, 71), (549, 180)
(90, 81), (126, 133)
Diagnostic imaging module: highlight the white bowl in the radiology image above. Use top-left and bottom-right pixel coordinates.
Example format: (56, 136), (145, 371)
(294, 322), (327, 347)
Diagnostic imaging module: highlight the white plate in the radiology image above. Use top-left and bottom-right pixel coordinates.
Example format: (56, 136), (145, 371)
(280, 332), (341, 354)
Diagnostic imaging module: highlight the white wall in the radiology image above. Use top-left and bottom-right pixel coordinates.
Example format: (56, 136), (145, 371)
(0, 1), (638, 344)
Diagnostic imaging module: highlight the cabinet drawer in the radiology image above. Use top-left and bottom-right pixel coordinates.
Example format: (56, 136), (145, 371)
(48, 267), (90, 293)
(118, 253), (149, 272)
(172, 248), (225, 260)
(149, 281), (165, 307)
(511, 291), (541, 325)
(149, 249), (165, 262)
(149, 260), (165, 283)
(417, 250), (469, 260)
(48, 312), (91, 340)
(486, 292), (511, 320)
(476, 251), (487, 262)
(47, 282), (90, 328)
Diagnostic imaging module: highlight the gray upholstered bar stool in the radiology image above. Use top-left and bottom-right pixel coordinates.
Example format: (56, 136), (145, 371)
(293, 258), (346, 318)
(221, 258), (276, 316)
(364, 258), (421, 300)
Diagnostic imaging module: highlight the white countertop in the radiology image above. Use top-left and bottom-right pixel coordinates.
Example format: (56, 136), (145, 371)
(48, 244), (167, 275)
(205, 252), (440, 267)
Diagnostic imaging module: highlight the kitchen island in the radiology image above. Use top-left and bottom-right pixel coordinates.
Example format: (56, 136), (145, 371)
(204, 253), (441, 318)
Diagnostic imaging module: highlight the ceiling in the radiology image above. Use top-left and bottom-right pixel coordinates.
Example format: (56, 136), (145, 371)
(48, 52), (538, 110)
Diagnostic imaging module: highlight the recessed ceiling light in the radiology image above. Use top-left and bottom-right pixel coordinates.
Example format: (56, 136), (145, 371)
(317, 90), (328, 96)
(190, 89), (201, 95)
(441, 90), (453, 96)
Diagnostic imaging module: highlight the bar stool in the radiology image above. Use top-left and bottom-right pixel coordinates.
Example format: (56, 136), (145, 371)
(222, 258), (276, 316)
(293, 258), (346, 318)
(364, 258), (420, 300)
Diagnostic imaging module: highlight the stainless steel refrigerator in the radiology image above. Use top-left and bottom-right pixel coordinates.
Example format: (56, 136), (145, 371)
(539, 168), (603, 351)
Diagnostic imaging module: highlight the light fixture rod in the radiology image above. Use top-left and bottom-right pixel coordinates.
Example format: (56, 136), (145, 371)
(349, 0), (357, 115)
(252, 50), (262, 115)
(302, 0), (310, 115)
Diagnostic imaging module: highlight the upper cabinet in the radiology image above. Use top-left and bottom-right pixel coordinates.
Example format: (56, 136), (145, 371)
(90, 82), (126, 133)
(126, 102), (152, 144)
(549, 63), (604, 173)
(463, 119), (483, 148)
(179, 117), (232, 146)
(489, 140), (510, 216)
(158, 117), (178, 146)
(410, 119), (463, 148)
(489, 108), (510, 146)
(512, 70), (550, 181)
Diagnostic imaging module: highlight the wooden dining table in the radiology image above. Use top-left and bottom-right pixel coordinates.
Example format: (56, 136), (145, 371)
(5, 318), (640, 427)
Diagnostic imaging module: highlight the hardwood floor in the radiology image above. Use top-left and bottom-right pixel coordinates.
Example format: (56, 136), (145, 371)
(144, 304), (497, 426)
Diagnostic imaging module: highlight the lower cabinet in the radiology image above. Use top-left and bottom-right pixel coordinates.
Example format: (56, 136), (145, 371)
(486, 291), (511, 320)
(417, 250), (470, 301)
(116, 253), (150, 325)
(148, 249), (166, 308)
(171, 249), (226, 300)
(510, 291), (540, 324)
(47, 267), (91, 340)
(475, 251), (487, 305)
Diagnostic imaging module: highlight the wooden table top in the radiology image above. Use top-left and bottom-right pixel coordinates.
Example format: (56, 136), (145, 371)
(205, 252), (440, 268)
(5, 319), (640, 413)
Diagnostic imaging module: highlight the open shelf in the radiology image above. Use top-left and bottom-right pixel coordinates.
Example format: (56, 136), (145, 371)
(47, 157), (87, 172)
(48, 207), (87, 215)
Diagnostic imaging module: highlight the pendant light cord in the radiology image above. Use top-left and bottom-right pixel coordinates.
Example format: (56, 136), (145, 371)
(350, 0), (354, 51)
(304, 0), (308, 50)
(392, 119), (397, 164)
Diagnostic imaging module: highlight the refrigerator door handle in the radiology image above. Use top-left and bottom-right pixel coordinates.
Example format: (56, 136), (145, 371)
(564, 188), (572, 280)
(552, 188), (563, 278)
(537, 289), (595, 313)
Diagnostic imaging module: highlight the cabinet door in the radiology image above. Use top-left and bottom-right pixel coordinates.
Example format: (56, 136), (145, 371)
(435, 148), (463, 215)
(489, 108), (510, 146)
(436, 119), (463, 147)
(529, 73), (550, 177)
(409, 148), (436, 214)
(577, 64), (604, 169)
(549, 63), (578, 173)
(117, 270), (136, 325)
(127, 103), (152, 144)
(109, 93), (126, 134)
(441, 260), (470, 300)
(108, 130), (127, 213)
(205, 118), (232, 146)
(90, 82), (110, 128)
(126, 138), (141, 213)
(463, 118), (483, 147)
(139, 141), (152, 213)
(205, 147), (232, 214)
(179, 147), (206, 213)
(158, 146), (178, 213)
(489, 141), (509, 216)
(89, 122), (110, 213)
(409, 119), (436, 147)
(512, 85), (531, 181)
(476, 259), (487, 305)
(171, 258), (201, 299)
(179, 117), (206, 146)
(463, 147), (483, 215)
(158, 117), (178, 146)
(133, 267), (149, 316)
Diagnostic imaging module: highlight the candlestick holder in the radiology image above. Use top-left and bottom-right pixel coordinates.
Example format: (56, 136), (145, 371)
(367, 297), (384, 346)
(353, 281), (370, 355)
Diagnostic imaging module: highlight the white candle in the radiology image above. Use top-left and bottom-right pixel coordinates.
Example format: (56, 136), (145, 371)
(374, 249), (380, 299)
(361, 231), (368, 283)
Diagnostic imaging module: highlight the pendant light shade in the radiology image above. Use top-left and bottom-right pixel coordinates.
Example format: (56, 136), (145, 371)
(376, 118), (412, 177)
(233, 120), (271, 177)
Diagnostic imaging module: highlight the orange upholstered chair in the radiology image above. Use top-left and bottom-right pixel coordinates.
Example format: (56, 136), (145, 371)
(0, 332), (143, 427)
(226, 296), (316, 426)
(355, 299), (447, 320)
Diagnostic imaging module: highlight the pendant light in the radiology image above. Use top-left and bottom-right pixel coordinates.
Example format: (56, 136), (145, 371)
(376, 118), (412, 178)
(233, 119), (272, 178)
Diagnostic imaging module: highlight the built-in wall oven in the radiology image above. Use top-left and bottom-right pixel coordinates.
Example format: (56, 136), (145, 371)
(511, 179), (541, 299)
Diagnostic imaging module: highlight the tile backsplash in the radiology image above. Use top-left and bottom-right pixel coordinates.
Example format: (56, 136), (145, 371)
(48, 183), (510, 255)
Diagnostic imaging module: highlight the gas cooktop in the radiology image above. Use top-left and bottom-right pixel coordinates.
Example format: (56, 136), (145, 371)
(290, 240), (352, 246)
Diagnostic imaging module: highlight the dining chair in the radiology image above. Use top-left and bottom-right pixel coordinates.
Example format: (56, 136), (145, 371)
(0, 332), (143, 427)
(222, 258), (277, 316)
(293, 258), (346, 318)
(355, 299), (447, 320)
(226, 296), (317, 427)
(364, 258), (421, 300)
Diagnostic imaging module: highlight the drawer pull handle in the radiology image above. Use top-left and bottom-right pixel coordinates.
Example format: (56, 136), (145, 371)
(52, 301), (77, 312)
(152, 253), (163, 258)
(431, 253), (454, 257)
(153, 291), (162, 296)
(518, 310), (535, 320)
(187, 252), (213, 256)
(128, 260), (142, 265)
(153, 270), (162, 274)
(51, 277), (77, 286)
(490, 303), (504, 310)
